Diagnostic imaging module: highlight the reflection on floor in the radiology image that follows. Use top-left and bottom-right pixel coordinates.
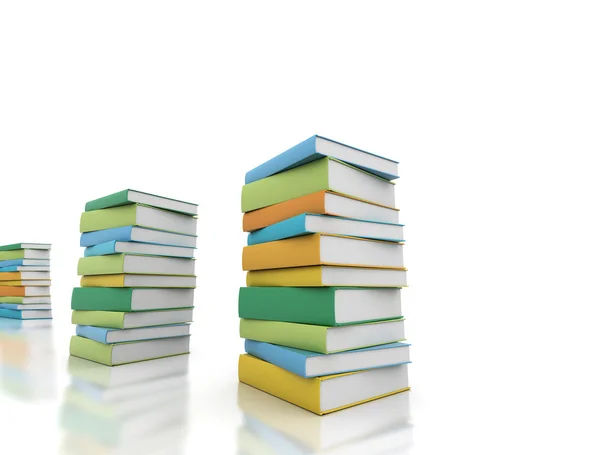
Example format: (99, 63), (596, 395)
(0, 318), (56, 401)
(236, 384), (413, 455)
(59, 354), (191, 455)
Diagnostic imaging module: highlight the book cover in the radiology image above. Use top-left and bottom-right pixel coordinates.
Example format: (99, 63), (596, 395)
(71, 288), (135, 311)
(85, 189), (198, 215)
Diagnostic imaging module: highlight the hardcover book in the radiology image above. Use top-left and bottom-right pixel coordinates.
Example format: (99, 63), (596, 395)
(80, 274), (196, 288)
(76, 324), (190, 344)
(0, 308), (53, 320)
(0, 303), (51, 310)
(72, 308), (194, 329)
(240, 318), (405, 354)
(0, 249), (50, 261)
(69, 335), (191, 366)
(80, 226), (197, 248)
(0, 272), (50, 281)
(238, 287), (402, 325)
(245, 135), (399, 184)
(71, 287), (194, 311)
(243, 191), (400, 232)
(84, 241), (194, 259)
(0, 259), (50, 268)
(0, 243), (51, 251)
(80, 204), (197, 235)
(0, 286), (51, 297)
(243, 234), (404, 270)
(85, 189), (198, 215)
(241, 158), (395, 212)
(248, 213), (404, 245)
(246, 265), (408, 287)
(238, 354), (409, 415)
(245, 340), (410, 378)
(77, 254), (195, 276)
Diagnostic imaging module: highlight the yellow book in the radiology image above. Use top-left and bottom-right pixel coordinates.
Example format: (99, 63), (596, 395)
(242, 233), (404, 271)
(0, 280), (51, 286)
(238, 354), (409, 415)
(247, 265), (408, 287)
(81, 274), (196, 288)
(81, 275), (125, 287)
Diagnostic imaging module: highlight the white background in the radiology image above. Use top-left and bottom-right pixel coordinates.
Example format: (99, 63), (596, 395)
(1, 1), (600, 454)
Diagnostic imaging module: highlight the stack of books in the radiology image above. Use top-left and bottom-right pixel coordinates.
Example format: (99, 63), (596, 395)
(69, 189), (198, 366)
(60, 355), (189, 454)
(238, 135), (411, 415)
(0, 243), (52, 321)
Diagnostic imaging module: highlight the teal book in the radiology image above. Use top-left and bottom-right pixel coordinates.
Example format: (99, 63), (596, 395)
(239, 287), (402, 326)
(71, 287), (195, 311)
(85, 189), (198, 215)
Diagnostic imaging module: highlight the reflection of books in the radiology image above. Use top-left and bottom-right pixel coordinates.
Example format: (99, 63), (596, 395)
(0, 317), (52, 329)
(67, 353), (190, 388)
(238, 383), (412, 453)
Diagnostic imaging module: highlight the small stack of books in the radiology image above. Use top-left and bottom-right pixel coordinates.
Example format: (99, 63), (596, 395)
(69, 189), (198, 366)
(0, 243), (52, 321)
(238, 136), (411, 415)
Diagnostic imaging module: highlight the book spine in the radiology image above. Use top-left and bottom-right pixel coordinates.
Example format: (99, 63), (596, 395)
(84, 241), (118, 257)
(69, 336), (114, 366)
(244, 340), (308, 377)
(80, 226), (134, 247)
(247, 214), (309, 245)
(246, 266), (324, 287)
(242, 234), (322, 271)
(80, 205), (136, 233)
(80, 275), (126, 287)
(78, 255), (125, 276)
(71, 287), (133, 311)
(244, 136), (317, 184)
(0, 308), (23, 319)
(76, 325), (110, 344)
(0, 260), (24, 268)
(85, 189), (131, 212)
(71, 310), (126, 329)
(240, 319), (328, 353)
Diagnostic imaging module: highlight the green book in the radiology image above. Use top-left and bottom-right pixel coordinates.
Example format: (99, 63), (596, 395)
(239, 287), (403, 326)
(69, 335), (191, 366)
(71, 287), (195, 311)
(0, 243), (51, 251)
(239, 318), (405, 354)
(77, 254), (195, 276)
(0, 249), (50, 261)
(72, 308), (194, 329)
(79, 204), (197, 236)
(241, 157), (396, 213)
(85, 189), (198, 216)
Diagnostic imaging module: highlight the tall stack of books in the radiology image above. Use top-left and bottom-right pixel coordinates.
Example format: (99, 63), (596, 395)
(238, 136), (410, 415)
(69, 189), (198, 366)
(0, 243), (52, 322)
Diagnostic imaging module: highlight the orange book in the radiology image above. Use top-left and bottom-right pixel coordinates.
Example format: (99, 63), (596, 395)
(0, 286), (50, 297)
(243, 190), (399, 232)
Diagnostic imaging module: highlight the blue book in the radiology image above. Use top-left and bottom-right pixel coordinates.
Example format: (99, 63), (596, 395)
(0, 308), (53, 320)
(76, 323), (191, 344)
(80, 226), (197, 248)
(245, 135), (399, 184)
(247, 213), (405, 245)
(0, 259), (50, 268)
(244, 340), (411, 378)
(0, 266), (20, 272)
(84, 240), (195, 258)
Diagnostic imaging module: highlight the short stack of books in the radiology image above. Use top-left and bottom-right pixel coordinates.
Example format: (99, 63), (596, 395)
(238, 135), (410, 415)
(69, 189), (198, 366)
(0, 243), (52, 321)
(60, 355), (190, 454)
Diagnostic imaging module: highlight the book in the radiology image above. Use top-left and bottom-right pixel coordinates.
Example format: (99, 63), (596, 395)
(84, 241), (195, 259)
(85, 189), (198, 216)
(247, 266), (408, 287)
(242, 158), (395, 213)
(0, 266), (50, 272)
(0, 271), (50, 281)
(80, 274), (196, 288)
(245, 135), (399, 184)
(0, 249), (50, 261)
(70, 335), (191, 366)
(0, 259), (50, 268)
(240, 319), (405, 354)
(245, 340), (410, 378)
(0, 308), (53, 320)
(80, 204), (197, 236)
(78, 254), (195, 276)
(0, 286), (50, 297)
(0, 243), (51, 251)
(72, 308), (194, 329)
(76, 324), (191, 344)
(248, 214), (404, 245)
(0, 318), (52, 329)
(238, 382), (411, 452)
(243, 234), (404, 271)
(238, 287), (402, 325)
(0, 280), (51, 286)
(80, 226), (197, 248)
(67, 354), (190, 388)
(0, 296), (51, 304)
(243, 191), (400, 232)
(0, 303), (51, 310)
(238, 354), (409, 415)
(71, 288), (194, 311)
